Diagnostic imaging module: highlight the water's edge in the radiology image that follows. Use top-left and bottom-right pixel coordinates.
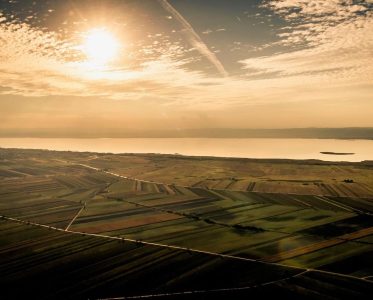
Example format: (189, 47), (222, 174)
(1, 138), (373, 162)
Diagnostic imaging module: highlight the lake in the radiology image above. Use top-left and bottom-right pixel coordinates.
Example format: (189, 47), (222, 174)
(0, 138), (373, 162)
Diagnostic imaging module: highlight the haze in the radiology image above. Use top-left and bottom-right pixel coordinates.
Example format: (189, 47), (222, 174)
(0, 0), (372, 135)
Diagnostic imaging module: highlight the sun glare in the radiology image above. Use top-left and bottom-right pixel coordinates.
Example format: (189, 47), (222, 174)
(82, 28), (120, 65)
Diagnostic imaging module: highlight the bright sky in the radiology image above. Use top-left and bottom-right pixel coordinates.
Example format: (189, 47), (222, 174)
(0, 0), (372, 133)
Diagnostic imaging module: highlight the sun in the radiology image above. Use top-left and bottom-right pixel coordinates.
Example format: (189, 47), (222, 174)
(82, 28), (120, 65)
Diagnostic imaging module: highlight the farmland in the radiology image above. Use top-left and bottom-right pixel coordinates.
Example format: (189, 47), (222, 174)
(0, 148), (373, 299)
(73, 152), (373, 198)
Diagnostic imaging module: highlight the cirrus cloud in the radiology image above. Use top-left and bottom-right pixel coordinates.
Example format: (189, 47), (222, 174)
(241, 0), (373, 88)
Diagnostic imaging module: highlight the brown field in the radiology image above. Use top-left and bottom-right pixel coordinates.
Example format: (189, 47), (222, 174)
(0, 148), (372, 299)
(73, 153), (373, 198)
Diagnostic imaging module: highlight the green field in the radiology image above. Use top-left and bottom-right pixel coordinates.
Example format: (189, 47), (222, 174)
(0, 148), (372, 299)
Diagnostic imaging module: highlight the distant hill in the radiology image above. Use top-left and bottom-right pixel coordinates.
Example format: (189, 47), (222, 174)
(172, 128), (373, 139)
(1, 127), (373, 139)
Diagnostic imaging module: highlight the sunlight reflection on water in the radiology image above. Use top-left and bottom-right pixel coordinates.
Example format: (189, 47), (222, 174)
(1, 138), (373, 162)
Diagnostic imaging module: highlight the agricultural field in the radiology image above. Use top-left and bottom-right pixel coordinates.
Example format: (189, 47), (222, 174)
(0, 148), (373, 299)
(69, 152), (373, 197)
(2, 219), (373, 300)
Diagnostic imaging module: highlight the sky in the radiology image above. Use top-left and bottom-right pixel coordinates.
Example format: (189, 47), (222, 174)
(0, 0), (372, 135)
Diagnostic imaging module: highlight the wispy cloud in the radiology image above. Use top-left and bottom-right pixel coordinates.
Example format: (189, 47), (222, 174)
(241, 0), (373, 87)
(0, 1), (372, 114)
(157, 0), (228, 77)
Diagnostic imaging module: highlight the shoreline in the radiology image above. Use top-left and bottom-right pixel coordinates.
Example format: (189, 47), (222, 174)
(1, 147), (372, 165)
(0, 136), (372, 140)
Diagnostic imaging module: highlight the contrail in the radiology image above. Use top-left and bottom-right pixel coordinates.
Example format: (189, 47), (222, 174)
(158, 0), (228, 77)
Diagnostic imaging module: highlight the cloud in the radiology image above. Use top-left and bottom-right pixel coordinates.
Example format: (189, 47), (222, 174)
(241, 0), (373, 87)
(0, 15), (205, 101)
(0, 16), (83, 97)
(0, 2), (372, 113)
(0, 3), (233, 103)
(0, 16), (290, 109)
(157, 0), (228, 77)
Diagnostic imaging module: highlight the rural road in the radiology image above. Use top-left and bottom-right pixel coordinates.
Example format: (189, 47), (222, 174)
(1, 214), (372, 285)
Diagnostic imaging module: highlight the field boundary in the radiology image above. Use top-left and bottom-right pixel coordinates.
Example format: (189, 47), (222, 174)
(1, 213), (372, 285)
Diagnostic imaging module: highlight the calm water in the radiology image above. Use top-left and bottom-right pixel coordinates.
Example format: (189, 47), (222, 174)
(1, 138), (373, 162)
